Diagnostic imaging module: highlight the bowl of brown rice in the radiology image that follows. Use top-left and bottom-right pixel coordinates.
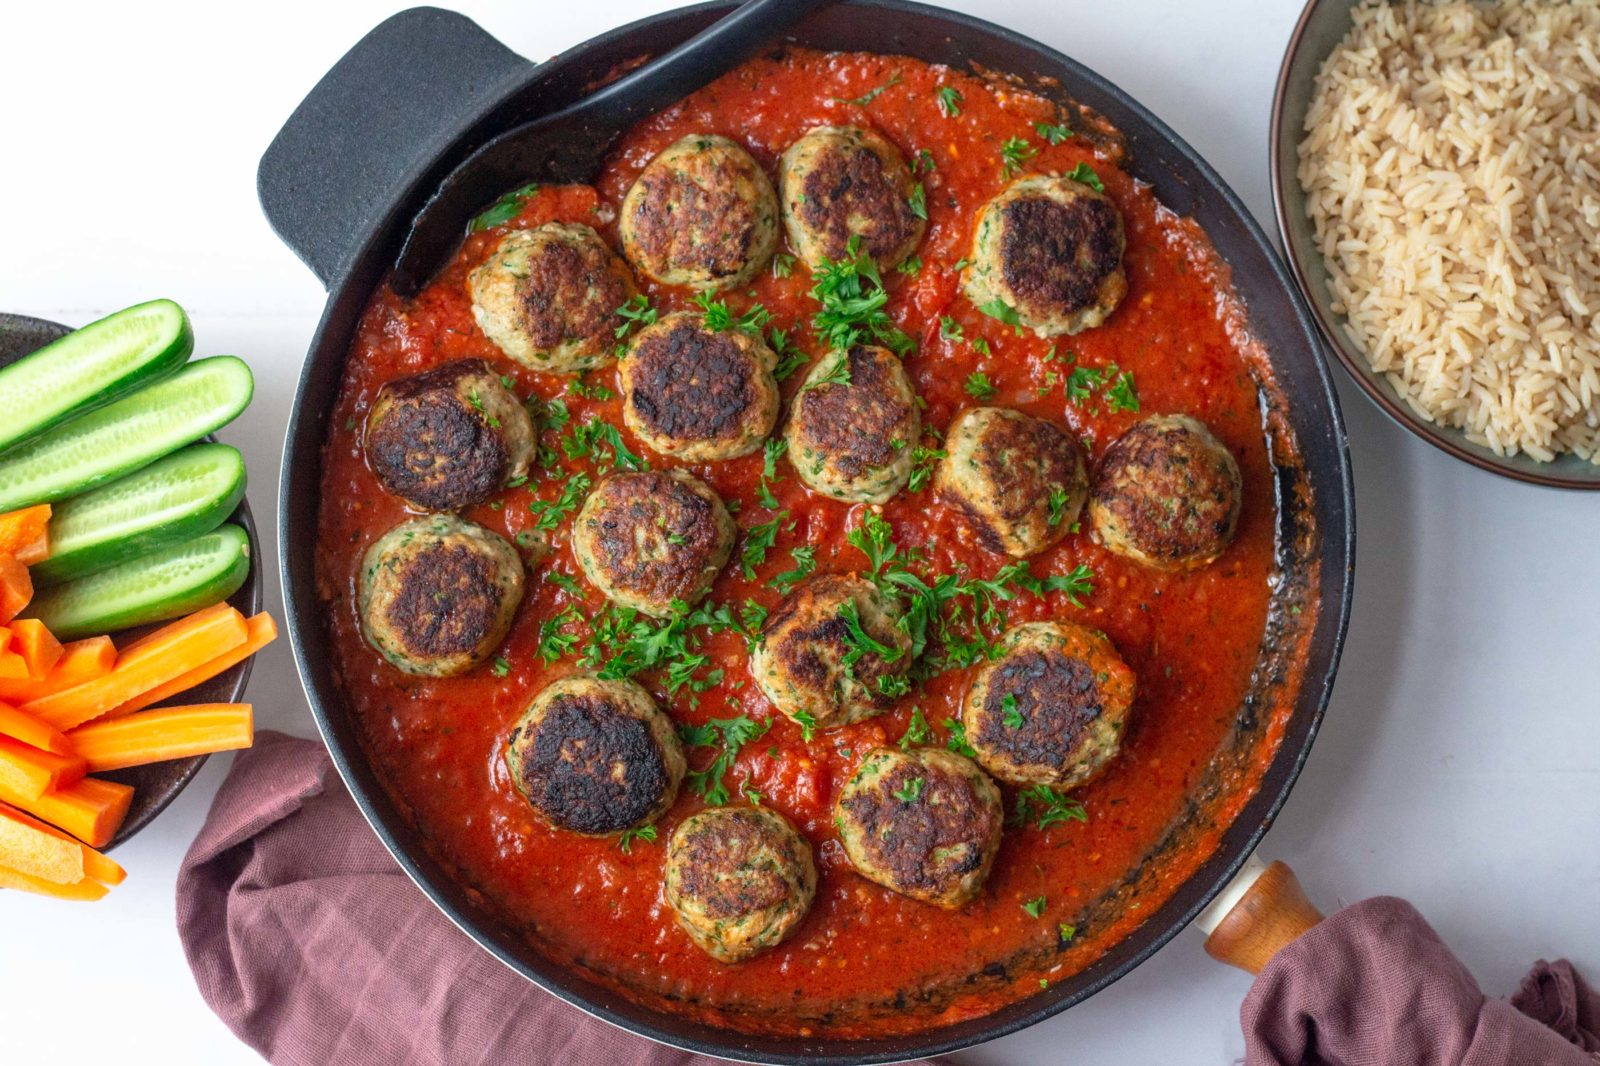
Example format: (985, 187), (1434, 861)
(1273, 0), (1600, 488)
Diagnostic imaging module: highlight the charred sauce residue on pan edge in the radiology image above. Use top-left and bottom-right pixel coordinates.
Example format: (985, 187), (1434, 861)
(316, 49), (1319, 1038)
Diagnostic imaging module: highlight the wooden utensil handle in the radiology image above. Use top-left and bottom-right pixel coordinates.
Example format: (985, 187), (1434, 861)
(1203, 860), (1324, 974)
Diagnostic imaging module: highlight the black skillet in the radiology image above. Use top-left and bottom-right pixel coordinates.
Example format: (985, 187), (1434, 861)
(260, 4), (1355, 1061)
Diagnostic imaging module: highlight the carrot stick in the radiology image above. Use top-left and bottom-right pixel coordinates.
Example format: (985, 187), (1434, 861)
(23, 607), (248, 731)
(7, 619), (62, 680)
(0, 803), (123, 885)
(106, 612), (277, 720)
(67, 703), (253, 772)
(0, 775), (131, 848)
(0, 801), (87, 883)
(0, 506), (50, 561)
(0, 701), (73, 756)
(0, 637), (117, 704)
(0, 861), (108, 901)
(0, 736), (86, 799)
(0, 553), (31, 625)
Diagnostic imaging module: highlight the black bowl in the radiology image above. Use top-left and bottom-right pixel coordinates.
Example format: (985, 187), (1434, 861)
(0, 311), (263, 848)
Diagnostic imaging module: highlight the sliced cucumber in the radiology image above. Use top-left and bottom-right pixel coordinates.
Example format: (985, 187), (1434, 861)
(31, 443), (247, 587)
(0, 356), (253, 513)
(24, 524), (251, 639)
(0, 299), (192, 455)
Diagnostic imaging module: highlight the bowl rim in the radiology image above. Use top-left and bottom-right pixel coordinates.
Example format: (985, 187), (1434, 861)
(1269, 0), (1600, 491)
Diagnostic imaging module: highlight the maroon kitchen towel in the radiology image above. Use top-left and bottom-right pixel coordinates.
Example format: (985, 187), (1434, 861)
(1242, 896), (1600, 1066)
(176, 731), (945, 1066)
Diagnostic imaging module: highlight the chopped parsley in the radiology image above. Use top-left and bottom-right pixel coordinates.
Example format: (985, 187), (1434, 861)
(840, 72), (902, 107)
(768, 546), (816, 596)
(679, 715), (772, 806)
(741, 513), (787, 579)
(939, 316), (965, 341)
(793, 709), (817, 742)
(965, 371), (997, 400)
(1000, 136), (1038, 177)
(769, 327), (808, 381)
(1022, 895), (1047, 918)
(1059, 923), (1077, 942)
(1001, 693), (1025, 729)
(810, 236), (913, 355)
(613, 293), (657, 354)
(802, 350), (853, 392)
(1047, 485), (1071, 528)
(907, 182), (927, 220)
(907, 444), (946, 492)
(944, 718), (978, 758)
(892, 776), (925, 803)
(936, 86), (964, 117)
(469, 182), (538, 231)
(1068, 162), (1104, 192)
(898, 707), (932, 750)
(1034, 121), (1073, 144)
(772, 253), (796, 278)
(978, 298), (1024, 332)
(763, 437), (788, 480)
(1106, 370), (1140, 412)
(693, 291), (770, 336)
(616, 825), (657, 854)
(491, 656), (511, 678)
(1014, 784), (1088, 830)
(527, 472), (591, 532)
(915, 148), (937, 173)
(562, 418), (647, 472)
(895, 256), (923, 277)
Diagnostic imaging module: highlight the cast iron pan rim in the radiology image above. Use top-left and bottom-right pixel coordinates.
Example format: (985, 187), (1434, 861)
(278, 2), (1355, 1061)
(0, 312), (264, 850)
(1270, 0), (1599, 491)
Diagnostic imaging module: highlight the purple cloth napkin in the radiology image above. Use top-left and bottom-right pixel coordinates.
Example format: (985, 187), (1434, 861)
(176, 731), (944, 1065)
(1242, 896), (1600, 1066)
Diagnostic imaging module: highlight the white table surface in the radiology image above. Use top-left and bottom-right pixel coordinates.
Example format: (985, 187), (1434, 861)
(2, 1), (1597, 1062)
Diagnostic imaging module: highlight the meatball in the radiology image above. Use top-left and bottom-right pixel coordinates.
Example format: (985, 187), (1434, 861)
(963, 174), (1127, 337)
(467, 222), (638, 374)
(834, 747), (1004, 909)
(358, 515), (525, 677)
(363, 360), (536, 512)
(618, 312), (779, 462)
(1089, 414), (1242, 570)
(962, 621), (1135, 789)
(571, 470), (735, 617)
(751, 574), (912, 732)
(934, 407), (1088, 558)
(618, 134), (779, 291)
(785, 345), (920, 504)
(664, 806), (817, 962)
(778, 125), (925, 271)
(504, 676), (685, 836)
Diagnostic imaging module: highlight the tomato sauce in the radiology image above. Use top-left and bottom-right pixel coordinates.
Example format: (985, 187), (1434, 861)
(317, 49), (1309, 1037)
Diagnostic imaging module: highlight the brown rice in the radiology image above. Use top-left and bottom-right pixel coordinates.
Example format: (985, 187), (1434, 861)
(1300, 0), (1600, 463)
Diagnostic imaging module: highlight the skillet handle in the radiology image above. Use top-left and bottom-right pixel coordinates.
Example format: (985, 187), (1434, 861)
(1199, 859), (1325, 974)
(257, 7), (535, 288)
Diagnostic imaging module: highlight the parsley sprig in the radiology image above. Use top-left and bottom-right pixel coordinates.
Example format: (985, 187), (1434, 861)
(810, 236), (914, 355)
(679, 715), (772, 805)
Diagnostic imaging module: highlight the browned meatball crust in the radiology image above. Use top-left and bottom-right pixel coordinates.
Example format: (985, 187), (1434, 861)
(1089, 414), (1242, 570)
(364, 359), (535, 512)
(785, 345), (920, 503)
(779, 125), (925, 270)
(504, 677), (685, 836)
(934, 407), (1087, 557)
(963, 621), (1135, 789)
(571, 470), (736, 616)
(619, 313), (779, 462)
